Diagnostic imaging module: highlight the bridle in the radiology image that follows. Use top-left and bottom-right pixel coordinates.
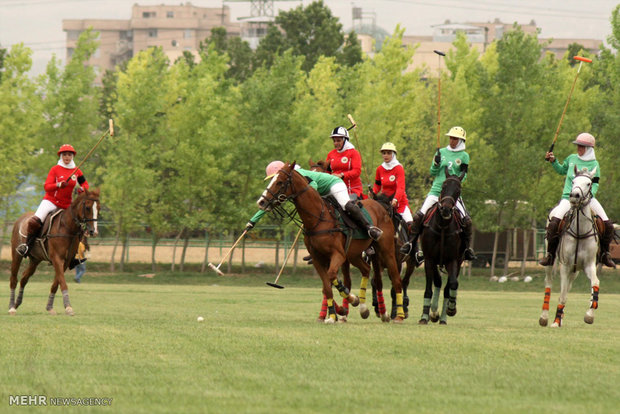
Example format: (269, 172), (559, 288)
(263, 169), (310, 210)
(438, 177), (461, 219)
(73, 196), (99, 232)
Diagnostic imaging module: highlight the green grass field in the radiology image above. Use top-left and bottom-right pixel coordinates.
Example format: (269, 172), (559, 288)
(2, 267), (620, 413)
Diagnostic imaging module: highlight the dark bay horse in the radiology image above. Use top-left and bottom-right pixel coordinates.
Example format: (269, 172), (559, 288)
(419, 168), (465, 325)
(372, 191), (417, 319)
(258, 162), (404, 323)
(8, 189), (100, 316)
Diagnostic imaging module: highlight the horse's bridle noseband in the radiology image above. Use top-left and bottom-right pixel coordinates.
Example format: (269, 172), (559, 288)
(74, 197), (99, 230)
(263, 169), (309, 209)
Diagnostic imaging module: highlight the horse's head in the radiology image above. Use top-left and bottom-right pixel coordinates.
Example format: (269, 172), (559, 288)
(309, 158), (330, 173)
(439, 166), (465, 220)
(570, 165), (596, 208)
(257, 161), (298, 211)
(71, 188), (100, 236)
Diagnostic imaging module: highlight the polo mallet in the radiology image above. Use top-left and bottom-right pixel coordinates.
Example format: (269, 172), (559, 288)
(66, 119), (114, 182)
(346, 113), (371, 190)
(547, 56), (592, 156)
(267, 227), (303, 289)
(208, 229), (249, 276)
(434, 50), (446, 150)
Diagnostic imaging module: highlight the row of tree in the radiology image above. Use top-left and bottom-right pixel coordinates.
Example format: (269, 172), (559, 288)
(1, 2), (619, 270)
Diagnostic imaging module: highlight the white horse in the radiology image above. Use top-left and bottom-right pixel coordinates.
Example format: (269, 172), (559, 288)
(539, 166), (600, 327)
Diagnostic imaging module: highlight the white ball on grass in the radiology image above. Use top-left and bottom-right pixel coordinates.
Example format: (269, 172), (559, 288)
(489, 276), (499, 282)
(197, 316), (204, 322)
(524, 276), (533, 283)
(498, 276), (507, 283)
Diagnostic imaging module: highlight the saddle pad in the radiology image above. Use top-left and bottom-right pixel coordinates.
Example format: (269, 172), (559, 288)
(337, 206), (373, 240)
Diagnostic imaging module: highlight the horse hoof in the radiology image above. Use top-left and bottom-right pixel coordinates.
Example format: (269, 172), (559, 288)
(348, 295), (359, 307)
(359, 305), (370, 319)
(392, 316), (404, 324)
(336, 307), (348, 316)
(48, 309), (57, 316)
(338, 315), (348, 323)
(324, 318), (335, 325)
(418, 319), (428, 325)
(447, 307), (457, 317)
(539, 317), (548, 327)
(430, 314), (439, 323)
(439, 320), (447, 325)
(65, 307), (74, 316)
(584, 315), (594, 324)
(550, 322), (560, 328)
(381, 313), (390, 323)
(8, 308), (16, 316)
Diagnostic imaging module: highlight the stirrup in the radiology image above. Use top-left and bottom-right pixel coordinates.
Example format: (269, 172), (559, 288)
(601, 252), (616, 269)
(539, 254), (554, 267)
(16, 244), (28, 257)
(464, 248), (476, 261)
(414, 251), (424, 266)
(367, 226), (383, 241)
(399, 242), (412, 256)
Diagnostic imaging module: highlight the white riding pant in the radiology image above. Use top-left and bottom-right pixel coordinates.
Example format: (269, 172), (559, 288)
(330, 182), (351, 209)
(34, 199), (58, 222)
(549, 198), (608, 221)
(399, 205), (413, 223)
(419, 194), (467, 217)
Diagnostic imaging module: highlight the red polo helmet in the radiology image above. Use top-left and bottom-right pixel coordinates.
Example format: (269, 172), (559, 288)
(57, 144), (76, 156)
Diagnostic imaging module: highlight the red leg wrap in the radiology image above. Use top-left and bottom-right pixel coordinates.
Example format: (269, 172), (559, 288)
(377, 291), (386, 315)
(543, 287), (551, 311)
(319, 295), (328, 319)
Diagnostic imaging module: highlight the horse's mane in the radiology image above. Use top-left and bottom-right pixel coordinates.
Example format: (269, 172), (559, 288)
(373, 192), (394, 210)
(70, 188), (100, 210)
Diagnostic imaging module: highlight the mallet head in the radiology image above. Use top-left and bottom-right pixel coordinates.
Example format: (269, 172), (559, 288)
(434, 50), (446, 56)
(208, 262), (224, 276)
(573, 56), (592, 63)
(266, 282), (285, 289)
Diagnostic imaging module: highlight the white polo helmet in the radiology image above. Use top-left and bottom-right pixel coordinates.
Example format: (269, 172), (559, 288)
(446, 126), (466, 140)
(330, 126), (349, 140)
(572, 132), (595, 147)
(380, 142), (397, 154)
(265, 160), (285, 180)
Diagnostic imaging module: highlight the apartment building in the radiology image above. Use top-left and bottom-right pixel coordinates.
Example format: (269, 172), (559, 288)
(63, 3), (240, 83)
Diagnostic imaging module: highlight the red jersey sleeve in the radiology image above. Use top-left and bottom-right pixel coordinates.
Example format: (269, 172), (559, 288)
(342, 150), (361, 181)
(373, 166), (381, 194)
(43, 166), (59, 192)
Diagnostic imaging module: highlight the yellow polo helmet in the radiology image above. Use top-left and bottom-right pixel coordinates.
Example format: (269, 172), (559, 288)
(446, 126), (466, 140)
(380, 142), (397, 153)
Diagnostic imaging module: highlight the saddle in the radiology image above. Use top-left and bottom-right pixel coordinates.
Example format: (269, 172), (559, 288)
(322, 196), (372, 240)
(26, 209), (65, 263)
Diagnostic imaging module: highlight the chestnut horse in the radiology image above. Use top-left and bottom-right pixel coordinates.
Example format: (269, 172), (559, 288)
(258, 162), (404, 323)
(419, 168), (465, 325)
(8, 189), (100, 316)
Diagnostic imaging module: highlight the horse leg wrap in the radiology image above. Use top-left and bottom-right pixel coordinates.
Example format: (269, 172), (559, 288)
(327, 298), (336, 321)
(543, 287), (551, 311)
(319, 296), (328, 319)
(332, 279), (350, 299)
(15, 288), (25, 308)
(376, 290), (386, 315)
(46, 294), (55, 311)
(9, 289), (16, 309)
(448, 289), (457, 308)
(431, 286), (441, 312)
(62, 290), (71, 308)
(395, 292), (405, 318)
(342, 297), (349, 315)
(359, 277), (368, 304)
(554, 304), (565, 326)
(421, 298), (431, 320)
(590, 286), (599, 310)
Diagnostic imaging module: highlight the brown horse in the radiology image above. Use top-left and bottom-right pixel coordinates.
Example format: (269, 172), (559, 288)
(8, 189), (100, 316)
(258, 162), (404, 323)
(309, 158), (416, 320)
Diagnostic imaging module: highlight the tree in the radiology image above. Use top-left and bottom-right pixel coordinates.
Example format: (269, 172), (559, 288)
(256, 1), (345, 72)
(338, 30), (363, 67)
(200, 27), (254, 83)
(0, 45), (7, 83)
(253, 24), (287, 69)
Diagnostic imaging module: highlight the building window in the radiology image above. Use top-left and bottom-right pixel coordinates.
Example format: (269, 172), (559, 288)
(120, 30), (133, 40)
(67, 30), (81, 40)
(149, 29), (158, 38)
(142, 11), (156, 18)
(184, 29), (192, 39)
(67, 48), (74, 58)
(167, 11), (174, 18)
(171, 40), (178, 47)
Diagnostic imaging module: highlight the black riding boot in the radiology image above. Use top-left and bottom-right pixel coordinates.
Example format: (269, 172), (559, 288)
(461, 215), (476, 261)
(539, 217), (561, 266)
(400, 211), (423, 264)
(345, 201), (383, 241)
(16, 216), (43, 257)
(600, 221), (617, 269)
